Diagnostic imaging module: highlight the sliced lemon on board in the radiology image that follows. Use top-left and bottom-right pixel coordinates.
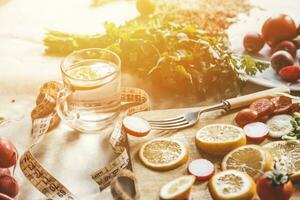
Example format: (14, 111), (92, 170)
(159, 175), (195, 200)
(195, 124), (246, 156)
(209, 170), (256, 200)
(263, 141), (300, 181)
(139, 138), (188, 171)
(222, 145), (273, 180)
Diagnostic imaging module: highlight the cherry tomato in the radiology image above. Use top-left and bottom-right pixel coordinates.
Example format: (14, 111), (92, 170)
(0, 139), (18, 168)
(243, 32), (265, 53)
(262, 14), (298, 47)
(257, 172), (294, 200)
(271, 96), (293, 115)
(272, 40), (297, 58)
(0, 193), (13, 200)
(0, 170), (10, 177)
(0, 175), (19, 198)
(271, 51), (294, 72)
(279, 66), (300, 82)
(235, 109), (258, 127)
(250, 98), (274, 117)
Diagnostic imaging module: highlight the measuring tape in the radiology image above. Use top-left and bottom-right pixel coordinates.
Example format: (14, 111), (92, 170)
(19, 81), (150, 199)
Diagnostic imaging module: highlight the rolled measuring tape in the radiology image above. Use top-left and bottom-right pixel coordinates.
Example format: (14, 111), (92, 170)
(19, 81), (150, 200)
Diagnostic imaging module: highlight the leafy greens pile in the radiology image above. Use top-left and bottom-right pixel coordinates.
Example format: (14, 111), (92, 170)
(44, 9), (268, 99)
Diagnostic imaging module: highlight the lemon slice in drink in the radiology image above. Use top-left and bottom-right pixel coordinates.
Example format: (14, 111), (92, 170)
(66, 62), (117, 90)
(195, 124), (246, 156)
(209, 170), (256, 200)
(222, 145), (273, 180)
(139, 138), (188, 171)
(159, 175), (195, 200)
(263, 141), (300, 181)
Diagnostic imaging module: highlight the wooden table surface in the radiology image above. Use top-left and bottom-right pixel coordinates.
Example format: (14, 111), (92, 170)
(0, 0), (298, 199)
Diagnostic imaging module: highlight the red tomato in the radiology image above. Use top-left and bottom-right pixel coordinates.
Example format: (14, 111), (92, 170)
(0, 193), (13, 200)
(243, 32), (265, 53)
(271, 96), (293, 115)
(250, 99), (274, 117)
(257, 114), (271, 123)
(262, 14), (298, 47)
(257, 172), (294, 200)
(0, 139), (18, 168)
(0, 175), (19, 198)
(234, 109), (258, 127)
(279, 66), (300, 82)
(270, 51), (294, 72)
(272, 40), (297, 58)
(0, 169), (10, 177)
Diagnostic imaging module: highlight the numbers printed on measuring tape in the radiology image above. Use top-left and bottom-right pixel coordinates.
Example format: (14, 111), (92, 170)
(20, 150), (78, 200)
(92, 150), (130, 191)
(20, 85), (150, 199)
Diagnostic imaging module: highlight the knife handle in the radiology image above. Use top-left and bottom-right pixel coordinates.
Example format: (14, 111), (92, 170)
(226, 87), (290, 110)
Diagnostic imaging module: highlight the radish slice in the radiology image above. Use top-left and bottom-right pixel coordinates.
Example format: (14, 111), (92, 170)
(243, 122), (269, 143)
(188, 159), (214, 181)
(122, 116), (151, 137)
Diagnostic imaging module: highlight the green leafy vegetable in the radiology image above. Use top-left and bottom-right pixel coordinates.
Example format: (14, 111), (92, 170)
(43, 3), (265, 99)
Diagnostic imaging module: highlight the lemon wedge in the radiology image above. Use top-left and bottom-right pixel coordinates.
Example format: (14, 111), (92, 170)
(160, 175), (195, 200)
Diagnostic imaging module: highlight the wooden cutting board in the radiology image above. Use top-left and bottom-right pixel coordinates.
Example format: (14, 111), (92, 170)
(128, 106), (300, 200)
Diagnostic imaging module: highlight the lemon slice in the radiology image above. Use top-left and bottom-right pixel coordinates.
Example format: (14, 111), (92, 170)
(65, 63), (117, 90)
(159, 175), (195, 200)
(139, 138), (188, 171)
(67, 64), (115, 80)
(222, 145), (273, 180)
(263, 141), (300, 181)
(209, 170), (255, 200)
(195, 124), (246, 156)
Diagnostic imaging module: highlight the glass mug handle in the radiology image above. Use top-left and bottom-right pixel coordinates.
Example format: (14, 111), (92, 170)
(56, 87), (77, 124)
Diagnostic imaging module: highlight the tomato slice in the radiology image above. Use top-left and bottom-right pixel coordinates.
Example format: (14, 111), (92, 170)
(188, 159), (214, 181)
(289, 103), (300, 114)
(271, 96), (292, 115)
(257, 114), (271, 123)
(235, 109), (258, 127)
(250, 98), (275, 117)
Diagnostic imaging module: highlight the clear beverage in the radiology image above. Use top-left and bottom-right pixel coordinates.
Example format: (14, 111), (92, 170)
(57, 49), (121, 132)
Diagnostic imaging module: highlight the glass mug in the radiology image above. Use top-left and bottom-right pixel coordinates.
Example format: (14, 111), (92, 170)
(56, 48), (121, 132)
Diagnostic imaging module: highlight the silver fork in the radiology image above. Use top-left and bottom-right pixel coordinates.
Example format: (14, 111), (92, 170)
(147, 87), (290, 130)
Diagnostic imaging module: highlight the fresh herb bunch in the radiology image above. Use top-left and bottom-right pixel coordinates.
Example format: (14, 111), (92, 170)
(282, 112), (300, 142)
(267, 162), (290, 186)
(44, 11), (268, 99)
